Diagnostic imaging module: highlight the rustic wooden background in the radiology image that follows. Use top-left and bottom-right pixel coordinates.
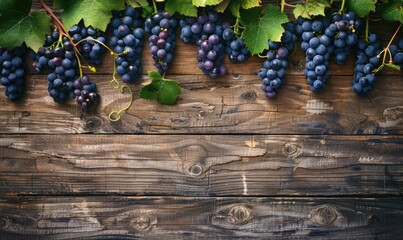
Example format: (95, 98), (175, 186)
(1, 1), (403, 239)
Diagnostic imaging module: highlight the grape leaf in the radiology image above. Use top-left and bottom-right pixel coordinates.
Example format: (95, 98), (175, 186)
(139, 83), (159, 100)
(140, 71), (181, 105)
(379, 0), (403, 23)
(346, 0), (376, 18)
(125, 0), (149, 8)
(54, 0), (125, 31)
(241, 4), (288, 55)
(229, 0), (242, 18)
(385, 63), (401, 71)
(240, 7), (261, 25)
(166, 0), (197, 17)
(215, 0), (231, 13)
(148, 70), (162, 80)
(0, 0), (50, 50)
(241, 0), (261, 9)
(192, 0), (224, 7)
(293, 0), (330, 19)
(157, 80), (182, 105)
(226, 0), (261, 17)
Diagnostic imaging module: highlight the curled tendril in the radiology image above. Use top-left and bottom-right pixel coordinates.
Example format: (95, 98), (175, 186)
(108, 84), (134, 122)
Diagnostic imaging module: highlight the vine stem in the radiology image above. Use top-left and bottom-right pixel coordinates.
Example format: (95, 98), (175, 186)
(281, 0), (296, 12)
(39, 0), (86, 78)
(338, 0), (346, 13)
(152, 0), (158, 14)
(365, 16), (369, 42)
(382, 23), (402, 64)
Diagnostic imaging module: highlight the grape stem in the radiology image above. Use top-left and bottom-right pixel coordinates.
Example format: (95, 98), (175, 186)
(379, 23), (402, 66)
(281, 0), (296, 13)
(365, 16), (369, 42)
(338, 0), (346, 13)
(152, 0), (158, 14)
(39, 0), (87, 78)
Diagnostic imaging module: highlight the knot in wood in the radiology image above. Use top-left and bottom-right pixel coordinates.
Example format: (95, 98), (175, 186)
(228, 205), (253, 225)
(131, 216), (150, 231)
(310, 205), (337, 225)
(85, 117), (102, 131)
(188, 164), (203, 176)
(21, 111), (30, 117)
(283, 143), (302, 157)
(241, 90), (257, 102)
(0, 218), (10, 229)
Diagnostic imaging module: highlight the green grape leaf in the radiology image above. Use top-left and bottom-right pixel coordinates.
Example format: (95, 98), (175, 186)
(346, 0), (376, 18)
(157, 80), (182, 105)
(229, 0), (242, 18)
(125, 0), (149, 8)
(139, 82), (160, 100)
(379, 0), (403, 23)
(0, 0), (50, 51)
(384, 63), (401, 71)
(54, 0), (125, 31)
(192, 0), (224, 7)
(241, 0), (261, 9)
(166, 0), (197, 17)
(240, 7), (261, 25)
(140, 71), (181, 105)
(241, 4), (288, 55)
(148, 70), (162, 80)
(142, 6), (154, 18)
(215, 0), (231, 13)
(227, 0), (261, 17)
(293, 0), (330, 19)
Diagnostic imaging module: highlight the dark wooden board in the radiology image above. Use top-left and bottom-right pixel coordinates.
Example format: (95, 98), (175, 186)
(1, 196), (402, 239)
(1, 74), (403, 134)
(1, 135), (402, 196)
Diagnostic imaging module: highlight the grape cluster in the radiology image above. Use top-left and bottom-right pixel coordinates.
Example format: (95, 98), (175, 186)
(73, 75), (99, 110)
(179, 11), (230, 77)
(325, 12), (361, 65)
(179, 17), (205, 44)
(352, 34), (382, 95)
(389, 39), (403, 67)
(0, 46), (27, 100)
(109, 6), (144, 83)
(196, 11), (229, 77)
(259, 23), (297, 98)
(46, 41), (79, 103)
(32, 28), (60, 73)
(223, 28), (250, 63)
(145, 11), (177, 74)
(296, 17), (333, 92)
(69, 21), (107, 65)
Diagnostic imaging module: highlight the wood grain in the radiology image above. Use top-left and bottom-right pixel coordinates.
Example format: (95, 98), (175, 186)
(1, 196), (402, 239)
(1, 135), (402, 196)
(1, 74), (403, 134)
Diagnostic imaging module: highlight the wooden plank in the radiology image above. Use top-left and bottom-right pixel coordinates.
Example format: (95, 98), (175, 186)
(1, 74), (403, 134)
(0, 196), (402, 239)
(1, 135), (402, 196)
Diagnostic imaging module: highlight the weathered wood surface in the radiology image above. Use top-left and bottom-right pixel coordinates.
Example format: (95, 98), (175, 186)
(1, 196), (402, 239)
(2, 2), (403, 239)
(1, 73), (403, 134)
(1, 135), (402, 196)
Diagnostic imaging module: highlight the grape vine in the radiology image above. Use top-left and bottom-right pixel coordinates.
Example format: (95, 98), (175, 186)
(0, 0), (402, 120)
